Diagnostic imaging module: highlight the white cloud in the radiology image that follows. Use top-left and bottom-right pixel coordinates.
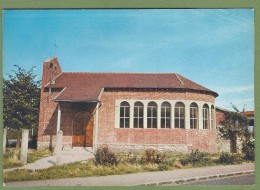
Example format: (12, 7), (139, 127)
(216, 97), (254, 111)
(213, 85), (254, 94)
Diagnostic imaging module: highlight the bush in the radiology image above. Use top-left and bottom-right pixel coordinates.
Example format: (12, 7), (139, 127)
(242, 140), (255, 161)
(94, 146), (118, 165)
(145, 149), (166, 164)
(218, 152), (243, 165)
(179, 157), (189, 166)
(180, 150), (210, 166)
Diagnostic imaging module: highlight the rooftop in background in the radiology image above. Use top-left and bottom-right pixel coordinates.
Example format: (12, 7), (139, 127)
(242, 111), (254, 116)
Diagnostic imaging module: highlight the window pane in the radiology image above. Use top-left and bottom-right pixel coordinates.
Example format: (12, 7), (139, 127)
(153, 107), (157, 117)
(139, 118), (143, 128)
(134, 118), (138, 128)
(166, 107), (171, 117)
(194, 120), (197, 129)
(161, 118), (165, 128)
(120, 107), (124, 117)
(180, 119), (185, 129)
(139, 107), (143, 117)
(147, 118), (151, 128)
(147, 107), (151, 117)
(175, 108), (180, 117)
(166, 118), (171, 128)
(125, 107), (130, 117)
(134, 107), (138, 117)
(120, 118), (124, 128)
(125, 118), (130, 128)
(153, 118), (157, 128)
(180, 108), (185, 117)
(161, 107), (165, 117)
(175, 119), (179, 128)
(190, 119), (193, 129)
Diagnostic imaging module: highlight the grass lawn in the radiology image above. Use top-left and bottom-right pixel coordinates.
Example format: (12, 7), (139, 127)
(3, 148), (254, 183)
(3, 159), (192, 182)
(3, 148), (52, 169)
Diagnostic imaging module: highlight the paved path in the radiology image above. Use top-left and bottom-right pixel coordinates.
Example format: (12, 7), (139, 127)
(5, 163), (254, 186)
(4, 147), (94, 172)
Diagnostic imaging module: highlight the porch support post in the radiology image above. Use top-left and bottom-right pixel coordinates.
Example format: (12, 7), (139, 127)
(54, 103), (61, 155)
(94, 102), (100, 153)
(57, 103), (61, 134)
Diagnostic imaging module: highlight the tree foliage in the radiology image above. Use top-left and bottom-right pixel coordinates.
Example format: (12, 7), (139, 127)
(219, 106), (250, 153)
(3, 65), (41, 130)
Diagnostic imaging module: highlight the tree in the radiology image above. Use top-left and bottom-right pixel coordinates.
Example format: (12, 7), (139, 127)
(3, 65), (41, 148)
(219, 105), (250, 153)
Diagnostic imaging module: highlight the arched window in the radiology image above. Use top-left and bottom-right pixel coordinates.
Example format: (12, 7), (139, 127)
(211, 105), (215, 129)
(175, 102), (185, 129)
(190, 103), (198, 129)
(203, 104), (209, 129)
(134, 102), (144, 128)
(161, 102), (171, 128)
(120, 101), (130, 128)
(147, 102), (157, 128)
(50, 62), (53, 69)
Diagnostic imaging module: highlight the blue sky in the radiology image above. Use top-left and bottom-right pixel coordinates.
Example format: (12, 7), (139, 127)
(3, 9), (254, 111)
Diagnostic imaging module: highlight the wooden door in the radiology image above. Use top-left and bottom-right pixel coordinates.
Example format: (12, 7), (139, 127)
(85, 117), (94, 147)
(72, 112), (87, 147)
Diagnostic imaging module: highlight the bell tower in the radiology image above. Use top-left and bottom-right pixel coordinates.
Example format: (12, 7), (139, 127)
(42, 57), (62, 87)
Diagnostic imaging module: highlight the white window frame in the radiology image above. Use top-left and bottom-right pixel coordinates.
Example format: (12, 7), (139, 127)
(175, 102), (185, 129)
(161, 102), (171, 128)
(147, 102), (157, 128)
(119, 102), (130, 128)
(134, 102), (144, 128)
(190, 103), (198, 129)
(203, 104), (209, 129)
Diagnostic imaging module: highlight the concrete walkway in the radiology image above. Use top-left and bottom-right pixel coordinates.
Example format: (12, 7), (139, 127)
(3, 147), (94, 172)
(5, 163), (254, 186)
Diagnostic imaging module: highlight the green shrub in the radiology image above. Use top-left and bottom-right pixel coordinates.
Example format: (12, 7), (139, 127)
(242, 140), (255, 161)
(145, 149), (167, 164)
(179, 150), (210, 166)
(179, 157), (189, 166)
(188, 150), (209, 165)
(94, 146), (118, 165)
(218, 152), (243, 165)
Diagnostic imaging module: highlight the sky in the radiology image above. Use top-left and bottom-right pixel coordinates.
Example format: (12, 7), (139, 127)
(3, 9), (254, 111)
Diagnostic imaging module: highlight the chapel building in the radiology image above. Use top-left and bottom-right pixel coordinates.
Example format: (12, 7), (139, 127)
(38, 57), (220, 153)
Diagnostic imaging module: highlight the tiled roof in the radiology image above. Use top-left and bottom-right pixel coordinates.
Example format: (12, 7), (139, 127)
(242, 111), (254, 116)
(46, 72), (218, 102)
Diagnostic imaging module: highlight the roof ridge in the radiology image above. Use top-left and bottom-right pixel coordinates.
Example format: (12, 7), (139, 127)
(63, 72), (178, 74)
(174, 73), (184, 85)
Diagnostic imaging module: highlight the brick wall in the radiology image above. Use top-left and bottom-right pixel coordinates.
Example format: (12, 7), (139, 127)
(38, 58), (62, 149)
(97, 91), (218, 153)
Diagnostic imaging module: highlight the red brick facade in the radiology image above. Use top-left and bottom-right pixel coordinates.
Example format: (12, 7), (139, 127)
(96, 91), (218, 153)
(37, 57), (221, 153)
